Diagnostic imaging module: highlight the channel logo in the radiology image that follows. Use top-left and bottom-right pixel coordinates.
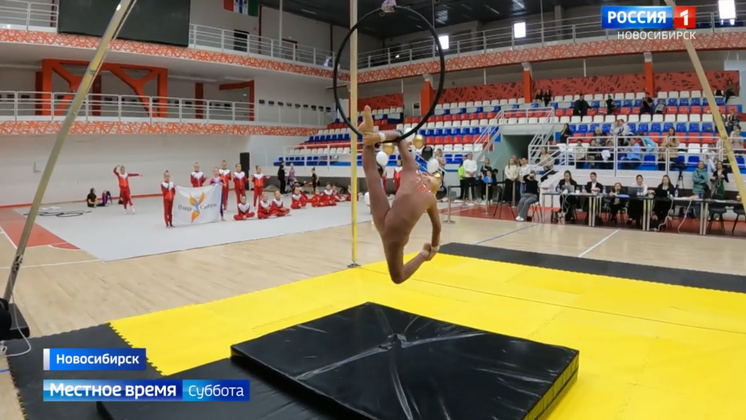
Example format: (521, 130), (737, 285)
(602, 6), (696, 30)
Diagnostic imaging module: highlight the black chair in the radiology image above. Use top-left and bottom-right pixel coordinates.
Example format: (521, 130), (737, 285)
(707, 194), (727, 234)
(732, 203), (745, 234)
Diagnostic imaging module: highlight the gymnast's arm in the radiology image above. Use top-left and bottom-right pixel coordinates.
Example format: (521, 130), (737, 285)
(426, 203), (442, 248)
(384, 240), (426, 285)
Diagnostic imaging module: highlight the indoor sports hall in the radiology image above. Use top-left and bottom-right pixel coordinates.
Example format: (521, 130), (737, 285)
(1, 0), (746, 419)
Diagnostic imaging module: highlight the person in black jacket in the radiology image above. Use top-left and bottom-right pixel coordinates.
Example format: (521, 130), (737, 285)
(515, 171), (539, 222)
(559, 123), (572, 143)
(277, 161), (286, 194)
(557, 170), (579, 222)
(479, 158), (495, 201)
(607, 182), (627, 223)
(651, 174), (675, 229)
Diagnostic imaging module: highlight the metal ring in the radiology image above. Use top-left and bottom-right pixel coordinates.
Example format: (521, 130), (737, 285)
(333, 5), (446, 141)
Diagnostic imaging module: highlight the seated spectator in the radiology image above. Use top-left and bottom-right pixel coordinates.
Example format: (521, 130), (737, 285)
(627, 174), (648, 228)
(651, 174), (675, 229)
(557, 170), (579, 223)
(572, 139), (586, 169)
(600, 138), (615, 170)
(586, 139), (601, 169)
(519, 157), (530, 195)
(607, 182), (627, 223)
(729, 126), (744, 155)
(535, 89), (544, 103)
(621, 138), (642, 169)
(515, 170), (539, 222)
(537, 147), (555, 182)
(87, 188), (109, 208)
(559, 123), (572, 143)
(612, 119), (632, 144)
(640, 95), (654, 115)
(725, 109), (739, 135)
(605, 95), (616, 115)
(654, 100), (665, 114)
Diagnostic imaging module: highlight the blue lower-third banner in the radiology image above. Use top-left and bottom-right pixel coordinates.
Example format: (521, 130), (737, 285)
(43, 379), (250, 402)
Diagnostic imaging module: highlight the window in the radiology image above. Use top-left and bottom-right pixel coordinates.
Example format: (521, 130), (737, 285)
(719, 0), (736, 20)
(513, 22), (526, 39)
(438, 35), (449, 50)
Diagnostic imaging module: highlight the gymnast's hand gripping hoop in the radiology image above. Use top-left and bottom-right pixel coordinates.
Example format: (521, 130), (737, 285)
(332, 0), (447, 140)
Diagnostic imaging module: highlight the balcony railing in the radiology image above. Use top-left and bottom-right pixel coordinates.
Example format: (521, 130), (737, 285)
(358, 3), (746, 70)
(0, 0), (345, 69)
(0, 91), (329, 126)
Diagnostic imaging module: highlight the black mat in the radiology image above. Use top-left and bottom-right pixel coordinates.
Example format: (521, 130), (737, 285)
(231, 303), (579, 420)
(6, 324), (160, 420)
(7, 303), (31, 340)
(439, 243), (746, 294)
(98, 358), (350, 420)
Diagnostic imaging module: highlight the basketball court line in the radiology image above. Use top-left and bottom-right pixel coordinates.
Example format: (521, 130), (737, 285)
(0, 227), (14, 250)
(0, 259), (99, 270)
(578, 229), (620, 257)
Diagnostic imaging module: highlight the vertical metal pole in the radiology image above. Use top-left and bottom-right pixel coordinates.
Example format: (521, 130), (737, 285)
(662, 0), (745, 202)
(279, 0), (283, 46)
(443, 186), (455, 224)
(3, 0), (137, 302)
(348, 0), (359, 267)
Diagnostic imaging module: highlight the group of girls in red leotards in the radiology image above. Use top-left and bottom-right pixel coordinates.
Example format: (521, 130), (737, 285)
(120, 161), (358, 228)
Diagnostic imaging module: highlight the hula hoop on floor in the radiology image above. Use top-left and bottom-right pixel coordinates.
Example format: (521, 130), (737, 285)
(24, 210), (90, 217)
(332, 4), (446, 140)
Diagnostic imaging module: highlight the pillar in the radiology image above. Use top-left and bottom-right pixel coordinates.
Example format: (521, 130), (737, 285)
(554, 5), (563, 40)
(91, 75), (102, 116)
(195, 83), (204, 119)
(420, 74), (434, 117)
(522, 62), (532, 104)
(219, 80), (254, 121)
(40, 59), (168, 117)
(644, 52), (654, 97)
(35, 71), (43, 116)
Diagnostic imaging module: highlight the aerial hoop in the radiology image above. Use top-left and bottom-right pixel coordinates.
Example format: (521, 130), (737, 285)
(333, 0), (446, 140)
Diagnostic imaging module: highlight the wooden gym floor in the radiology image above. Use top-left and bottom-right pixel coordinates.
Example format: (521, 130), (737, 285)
(1, 208), (746, 419)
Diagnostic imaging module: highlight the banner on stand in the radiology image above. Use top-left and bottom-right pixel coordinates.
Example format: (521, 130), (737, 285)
(173, 186), (221, 226)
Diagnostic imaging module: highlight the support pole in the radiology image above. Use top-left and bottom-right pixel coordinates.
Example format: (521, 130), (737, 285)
(662, 0), (746, 202)
(3, 0), (137, 302)
(348, 0), (359, 268)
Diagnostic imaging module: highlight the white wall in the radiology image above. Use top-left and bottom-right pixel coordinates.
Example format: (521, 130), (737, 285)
(253, 75), (331, 109)
(248, 135), (307, 168)
(331, 25), (381, 55)
(0, 135), (251, 206)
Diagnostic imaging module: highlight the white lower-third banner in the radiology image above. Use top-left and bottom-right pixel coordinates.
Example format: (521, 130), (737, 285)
(173, 185), (222, 226)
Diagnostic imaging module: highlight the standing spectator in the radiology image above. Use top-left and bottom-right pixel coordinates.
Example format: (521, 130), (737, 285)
(503, 156), (520, 204)
(605, 95), (616, 115)
(725, 78), (737, 104)
(463, 153), (478, 205)
(543, 89), (552, 107)
(573, 94), (589, 116)
(479, 158), (495, 202)
(559, 123), (572, 143)
(535, 89), (544, 103)
(640, 95), (654, 115)
(277, 161), (287, 194)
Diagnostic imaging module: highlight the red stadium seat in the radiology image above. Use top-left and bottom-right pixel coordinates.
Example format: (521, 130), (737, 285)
(665, 106), (677, 114)
(447, 136), (457, 144)
(435, 115), (443, 122)
(435, 136), (444, 144)
(688, 133), (701, 143)
(690, 106), (702, 114)
(678, 106), (690, 114)
(487, 112), (496, 118)
(587, 108), (597, 116)
(463, 135), (472, 143)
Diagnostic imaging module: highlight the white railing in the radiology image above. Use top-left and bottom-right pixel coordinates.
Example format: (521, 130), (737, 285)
(358, 4), (746, 70)
(528, 135), (745, 179)
(0, 91), (330, 126)
(4, 0), (746, 75)
(0, 0), (345, 69)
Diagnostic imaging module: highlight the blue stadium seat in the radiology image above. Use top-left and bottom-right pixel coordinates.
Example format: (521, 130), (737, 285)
(636, 123), (648, 132)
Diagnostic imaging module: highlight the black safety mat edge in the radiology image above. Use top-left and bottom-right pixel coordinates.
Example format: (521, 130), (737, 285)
(528, 353), (579, 420)
(230, 349), (371, 420)
(439, 243), (746, 294)
(6, 324), (161, 420)
(99, 358), (362, 420)
(231, 302), (580, 420)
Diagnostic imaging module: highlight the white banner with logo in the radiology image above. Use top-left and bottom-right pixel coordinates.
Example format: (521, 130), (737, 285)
(173, 185), (221, 226)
